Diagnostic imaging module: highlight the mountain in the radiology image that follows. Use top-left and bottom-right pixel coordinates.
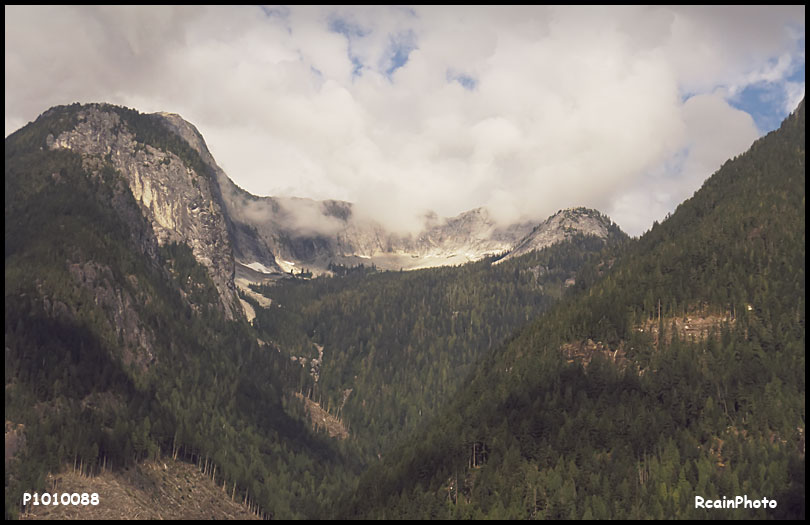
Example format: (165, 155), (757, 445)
(220, 189), (620, 278)
(41, 104), (242, 319)
(145, 109), (617, 277)
(4, 101), (624, 519)
(12, 97), (796, 521)
(496, 207), (620, 264)
(340, 100), (805, 519)
(218, 182), (539, 276)
(5, 103), (357, 519)
(93, 106), (538, 278)
(25, 101), (621, 287)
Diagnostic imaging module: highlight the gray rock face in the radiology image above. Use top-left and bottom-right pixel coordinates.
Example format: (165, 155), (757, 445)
(409, 207), (536, 261)
(152, 112), (288, 275)
(497, 207), (613, 264)
(47, 105), (240, 318)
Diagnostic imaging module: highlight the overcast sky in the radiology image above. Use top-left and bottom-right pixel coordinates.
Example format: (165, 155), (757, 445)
(5, 5), (805, 236)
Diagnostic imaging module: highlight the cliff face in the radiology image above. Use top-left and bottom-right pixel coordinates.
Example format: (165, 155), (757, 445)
(45, 105), (240, 318)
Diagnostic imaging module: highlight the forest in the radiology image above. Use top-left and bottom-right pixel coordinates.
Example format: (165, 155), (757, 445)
(4, 99), (804, 519)
(247, 230), (626, 460)
(337, 99), (805, 519)
(5, 105), (355, 519)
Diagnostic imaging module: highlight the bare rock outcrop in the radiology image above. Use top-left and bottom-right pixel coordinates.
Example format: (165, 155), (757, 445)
(497, 207), (614, 264)
(47, 105), (240, 319)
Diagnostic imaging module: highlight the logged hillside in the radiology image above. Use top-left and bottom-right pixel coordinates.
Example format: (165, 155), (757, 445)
(18, 458), (260, 520)
(341, 100), (805, 519)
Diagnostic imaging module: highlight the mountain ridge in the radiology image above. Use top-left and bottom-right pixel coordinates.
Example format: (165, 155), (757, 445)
(150, 109), (624, 276)
(4, 101), (626, 519)
(21, 102), (624, 287)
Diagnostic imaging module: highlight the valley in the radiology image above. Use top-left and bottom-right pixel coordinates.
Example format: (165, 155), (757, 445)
(4, 98), (805, 520)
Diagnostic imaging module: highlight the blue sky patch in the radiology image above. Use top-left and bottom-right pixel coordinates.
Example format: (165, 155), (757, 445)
(728, 60), (805, 133)
(730, 84), (785, 132)
(383, 31), (417, 77)
(447, 69), (477, 91)
(328, 16), (370, 39)
(351, 56), (364, 77)
(328, 15), (372, 79)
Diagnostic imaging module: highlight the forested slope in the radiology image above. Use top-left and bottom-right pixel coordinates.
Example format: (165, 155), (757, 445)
(4, 103), (626, 520)
(249, 229), (626, 460)
(341, 100), (805, 519)
(6, 98), (802, 520)
(4, 105), (355, 519)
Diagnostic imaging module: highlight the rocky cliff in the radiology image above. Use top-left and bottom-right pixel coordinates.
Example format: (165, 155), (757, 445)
(45, 105), (241, 318)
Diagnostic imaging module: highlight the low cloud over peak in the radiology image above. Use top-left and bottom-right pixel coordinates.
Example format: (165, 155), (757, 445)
(5, 5), (805, 236)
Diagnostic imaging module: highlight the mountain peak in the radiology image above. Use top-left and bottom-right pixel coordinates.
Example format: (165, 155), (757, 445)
(496, 206), (620, 263)
(21, 102), (242, 318)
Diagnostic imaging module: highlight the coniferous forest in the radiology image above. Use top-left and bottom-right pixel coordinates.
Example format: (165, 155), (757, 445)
(4, 99), (805, 519)
(337, 98), (805, 519)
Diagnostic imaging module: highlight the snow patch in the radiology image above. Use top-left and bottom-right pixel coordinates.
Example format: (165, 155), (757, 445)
(246, 261), (275, 274)
(276, 259), (297, 274)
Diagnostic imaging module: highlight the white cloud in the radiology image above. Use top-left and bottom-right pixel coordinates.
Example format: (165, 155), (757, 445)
(606, 93), (760, 236)
(783, 81), (806, 115)
(5, 5), (805, 236)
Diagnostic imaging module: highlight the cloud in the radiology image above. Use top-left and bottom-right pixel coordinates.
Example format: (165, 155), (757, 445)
(5, 6), (805, 236)
(783, 80), (806, 115)
(606, 93), (760, 236)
